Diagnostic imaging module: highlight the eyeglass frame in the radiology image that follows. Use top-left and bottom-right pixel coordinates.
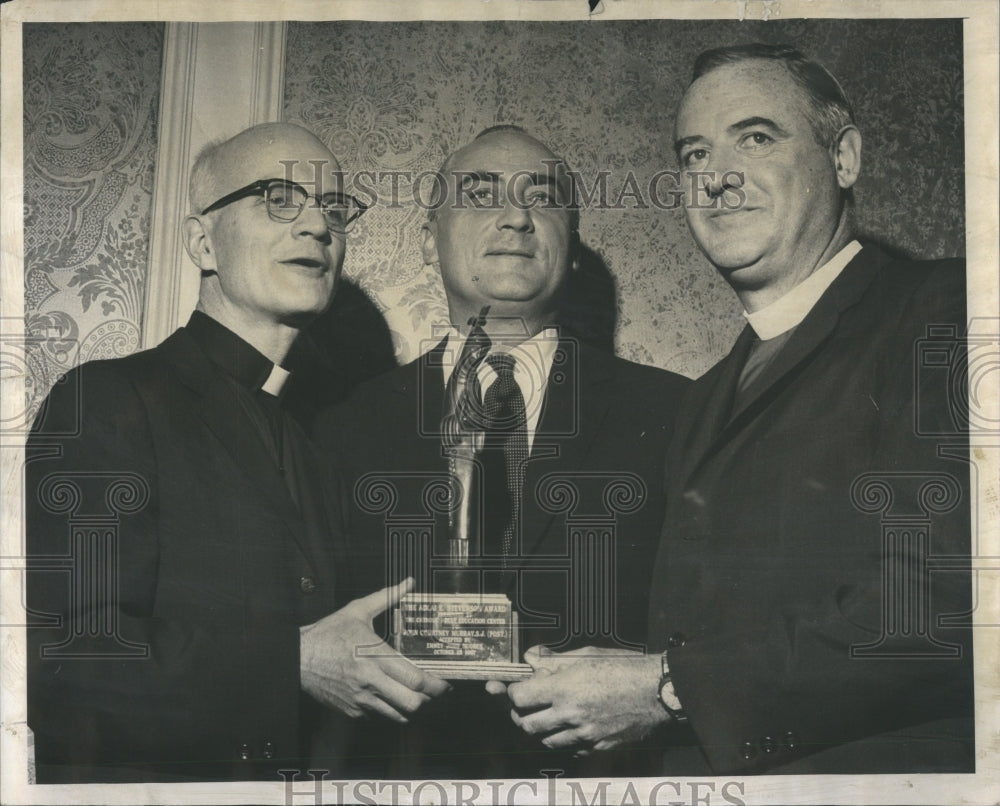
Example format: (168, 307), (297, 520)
(199, 178), (369, 235)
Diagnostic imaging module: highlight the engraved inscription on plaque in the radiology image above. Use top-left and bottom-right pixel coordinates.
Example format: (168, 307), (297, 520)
(394, 593), (516, 663)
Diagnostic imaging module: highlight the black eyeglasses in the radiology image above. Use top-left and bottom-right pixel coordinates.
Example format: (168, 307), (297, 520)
(200, 178), (368, 235)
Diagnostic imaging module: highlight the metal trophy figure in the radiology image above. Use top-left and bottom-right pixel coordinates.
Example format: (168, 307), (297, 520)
(440, 306), (492, 590)
(393, 307), (531, 680)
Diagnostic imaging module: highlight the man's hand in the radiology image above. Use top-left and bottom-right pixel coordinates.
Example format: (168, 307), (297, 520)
(300, 578), (450, 723)
(504, 646), (669, 754)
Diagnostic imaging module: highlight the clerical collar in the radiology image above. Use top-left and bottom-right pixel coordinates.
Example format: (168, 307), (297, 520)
(185, 310), (291, 396)
(744, 240), (862, 340)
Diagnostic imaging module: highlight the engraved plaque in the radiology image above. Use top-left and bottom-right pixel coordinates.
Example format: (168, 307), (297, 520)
(393, 593), (532, 681)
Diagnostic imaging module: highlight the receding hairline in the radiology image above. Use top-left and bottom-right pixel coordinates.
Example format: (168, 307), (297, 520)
(187, 122), (336, 213)
(680, 45), (855, 148)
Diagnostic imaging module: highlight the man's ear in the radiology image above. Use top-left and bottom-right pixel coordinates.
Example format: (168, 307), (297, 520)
(421, 221), (440, 268)
(833, 126), (862, 190)
(183, 214), (217, 273)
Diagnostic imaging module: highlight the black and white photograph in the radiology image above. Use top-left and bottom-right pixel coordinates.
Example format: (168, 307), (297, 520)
(1, 1), (997, 804)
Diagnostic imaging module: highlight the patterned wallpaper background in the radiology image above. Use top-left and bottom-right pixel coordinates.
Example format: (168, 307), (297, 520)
(284, 18), (965, 376)
(22, 19), (964, 416)
(23, 23), (163, 420)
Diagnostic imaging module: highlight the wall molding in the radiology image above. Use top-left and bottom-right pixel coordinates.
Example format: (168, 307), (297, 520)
(142, 22), (287, 349)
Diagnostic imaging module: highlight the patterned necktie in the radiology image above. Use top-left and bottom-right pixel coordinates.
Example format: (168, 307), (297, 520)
(481, 353), (529, 559)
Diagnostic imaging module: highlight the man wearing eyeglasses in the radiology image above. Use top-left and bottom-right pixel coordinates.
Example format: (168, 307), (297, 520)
(25, 122), (448, 783)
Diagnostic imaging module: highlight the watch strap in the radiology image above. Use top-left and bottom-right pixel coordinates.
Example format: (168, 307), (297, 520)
(657, 650), (688, 724)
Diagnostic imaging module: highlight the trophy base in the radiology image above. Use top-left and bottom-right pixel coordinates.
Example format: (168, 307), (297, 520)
(393, 592), (529, 680)
(411, 659), (534, 681)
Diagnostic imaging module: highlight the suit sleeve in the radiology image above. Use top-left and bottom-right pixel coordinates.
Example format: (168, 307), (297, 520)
(26, 361), (303, 781)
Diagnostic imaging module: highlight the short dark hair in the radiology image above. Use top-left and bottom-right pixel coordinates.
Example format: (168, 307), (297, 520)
(692, 43), (855, 148)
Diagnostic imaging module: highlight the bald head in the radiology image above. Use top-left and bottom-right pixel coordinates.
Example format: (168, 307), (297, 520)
(189, 122), (343, 213)
(182, 122), (346, 361)
(422, 126), (578, 337)
(429, 127), (576, 228)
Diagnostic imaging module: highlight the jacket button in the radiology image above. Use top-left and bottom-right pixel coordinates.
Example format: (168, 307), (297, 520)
(262, 741), (274, 759)
(300, 576), (316, 594)
(760, 736), (778, 754)
(783, 731), (799, 750)
(667, 632), (687, 648)
(238, 743), (251, 761)
(741, 741), (757, 760)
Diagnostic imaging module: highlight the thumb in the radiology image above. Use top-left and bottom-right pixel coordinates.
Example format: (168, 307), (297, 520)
(353, 577), (415, 620)
(523, 644), (556, 671)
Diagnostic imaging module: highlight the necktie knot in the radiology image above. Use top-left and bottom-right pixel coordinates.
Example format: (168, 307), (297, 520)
(483, 353), (523, 430)
(487, 352), (516, 383)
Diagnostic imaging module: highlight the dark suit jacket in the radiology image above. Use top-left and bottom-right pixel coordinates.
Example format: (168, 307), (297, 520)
(647, 245), (974, 774)
(315, 335), (689, 778)
(26, 323), (348, 782)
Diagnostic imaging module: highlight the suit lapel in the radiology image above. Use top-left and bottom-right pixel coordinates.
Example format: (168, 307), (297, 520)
(159, 329), (310, 560)
(672, 327), (755, 489)
(386, 347), (453, 559)
(414, 340), (448, 459)
(682, 245), (882, 484)
(728, 245), (880, 426)
(519, 340), (616, 560)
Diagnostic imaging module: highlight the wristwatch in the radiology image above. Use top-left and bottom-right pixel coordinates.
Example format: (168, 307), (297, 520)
(657, 650), (688, 724)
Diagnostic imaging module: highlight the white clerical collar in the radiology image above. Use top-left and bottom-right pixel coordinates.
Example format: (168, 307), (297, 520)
(261, 363), (291, 397)
(744, 240), (862, 340)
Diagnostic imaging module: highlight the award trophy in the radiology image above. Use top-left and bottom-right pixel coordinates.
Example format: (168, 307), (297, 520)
(392, 308), (532, 681)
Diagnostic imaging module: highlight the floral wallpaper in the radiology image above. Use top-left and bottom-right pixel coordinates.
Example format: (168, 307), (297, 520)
(20, 19), (965, 420)
(22, 23), (163, 419)
(284, 18), (965, 377)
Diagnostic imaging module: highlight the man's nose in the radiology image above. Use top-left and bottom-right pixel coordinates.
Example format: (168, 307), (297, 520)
(292, 200), (333, 241)
(495, 192), (534, 232)
(702, 151), (743, 199)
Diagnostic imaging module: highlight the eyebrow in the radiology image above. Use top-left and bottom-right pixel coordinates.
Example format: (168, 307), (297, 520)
(457, 171), (559, 186)
(673, 135), (705, 157)
(728, 116), (791, 138)
(457, 171), (502, 186)
(674, 116), (792, 157)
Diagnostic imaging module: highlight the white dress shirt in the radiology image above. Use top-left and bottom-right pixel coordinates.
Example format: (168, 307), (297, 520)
(441, 327), (559, 453)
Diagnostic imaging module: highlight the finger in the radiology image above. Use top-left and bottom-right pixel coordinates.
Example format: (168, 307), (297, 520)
(353, 577), (415, 620)
(372, 673), (433, 716)
(541, 728), (588, 751)
(485, 680), (508, 696)
(360, 692), (411, 724)
(377, 651), (451, 698)
(523, 645), (561, 672)
(514, 707), (574, 737)
(507, 678), (554, 710)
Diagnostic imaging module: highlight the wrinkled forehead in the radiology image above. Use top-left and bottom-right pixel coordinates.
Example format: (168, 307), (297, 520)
(212, 133), (343, 196)
(677, 60), (811, 134)
(444, 133), (571, 194)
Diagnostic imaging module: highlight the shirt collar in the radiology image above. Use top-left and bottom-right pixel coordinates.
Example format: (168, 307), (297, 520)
(744, 240), (863, 340)
(185, 310), (291, 396)
(440, 326), (559, 454)
(441, 326), (560, 389)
